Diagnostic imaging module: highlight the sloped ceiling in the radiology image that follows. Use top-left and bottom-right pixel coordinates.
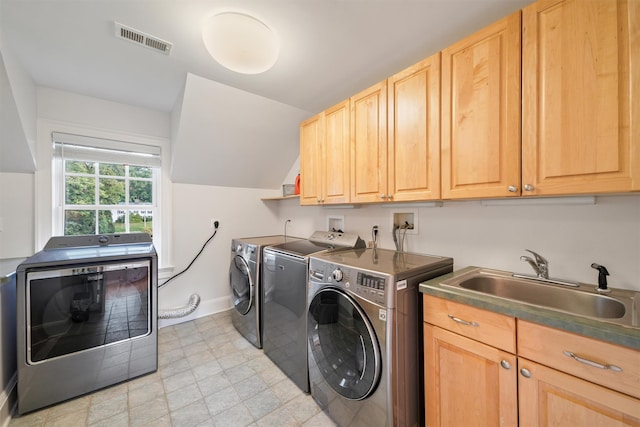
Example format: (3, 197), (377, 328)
(0, 51), (36, 173)
(172, 73), (310, 188)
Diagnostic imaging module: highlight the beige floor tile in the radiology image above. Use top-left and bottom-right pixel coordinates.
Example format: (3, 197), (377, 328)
(9, 311), (336, 427)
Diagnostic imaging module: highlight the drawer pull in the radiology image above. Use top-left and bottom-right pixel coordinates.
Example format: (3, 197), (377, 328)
(447, 314), (479, 327)
(563, 351), (622, 372)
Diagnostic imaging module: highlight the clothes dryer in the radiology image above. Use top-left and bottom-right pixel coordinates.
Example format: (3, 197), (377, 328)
(307, 248), (453, 426)
(262, 231), (365, 393)
(229, 235), (300, 348)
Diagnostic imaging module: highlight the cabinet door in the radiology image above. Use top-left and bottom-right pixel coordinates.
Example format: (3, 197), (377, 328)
(388, 53), (441, 202)
(522, 0), (640, 195)
(441, 11), (522, 199)
(350, 81), (388, 203)
(519, 359), (640, 427)
(323, 100), (350, 204)
(424, 325), (517, 427)
(299, 113), (324, 205)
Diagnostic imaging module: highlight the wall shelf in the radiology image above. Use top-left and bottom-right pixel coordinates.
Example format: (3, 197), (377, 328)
(261, 195), (300, 201)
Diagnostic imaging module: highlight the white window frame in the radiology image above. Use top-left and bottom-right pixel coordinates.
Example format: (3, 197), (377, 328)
(36, 119), (172, 269)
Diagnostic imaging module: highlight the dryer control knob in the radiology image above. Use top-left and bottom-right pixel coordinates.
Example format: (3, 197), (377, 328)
(235, 245), (243, 253)
(332, 269), (344, 282)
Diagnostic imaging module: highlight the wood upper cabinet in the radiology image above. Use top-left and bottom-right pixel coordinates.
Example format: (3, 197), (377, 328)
(323, 100), (351, 204)
(388, 53), (441, 201)
(350, 81), (388, 203)
(299, 113), (323, 205)
(441, 11), (522, 199)
(522, 0), (640, 195)
(299, 100), (350, 205)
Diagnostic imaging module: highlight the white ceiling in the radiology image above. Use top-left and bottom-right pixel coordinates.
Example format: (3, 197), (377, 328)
(0, 0), (534, 187)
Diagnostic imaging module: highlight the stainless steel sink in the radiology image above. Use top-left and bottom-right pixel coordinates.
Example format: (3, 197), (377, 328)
(440, 268), (638, 327)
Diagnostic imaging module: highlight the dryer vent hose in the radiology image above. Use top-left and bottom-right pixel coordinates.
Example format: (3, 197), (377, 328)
(158, 293), (201, 319)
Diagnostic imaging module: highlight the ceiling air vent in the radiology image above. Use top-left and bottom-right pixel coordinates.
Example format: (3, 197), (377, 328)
(114, 22), (172, 55)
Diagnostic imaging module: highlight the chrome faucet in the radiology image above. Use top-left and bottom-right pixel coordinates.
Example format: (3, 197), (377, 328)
(520, 249), (549, 279)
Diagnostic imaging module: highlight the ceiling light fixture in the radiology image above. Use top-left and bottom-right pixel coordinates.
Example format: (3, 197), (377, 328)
(202, 12), (279, 74)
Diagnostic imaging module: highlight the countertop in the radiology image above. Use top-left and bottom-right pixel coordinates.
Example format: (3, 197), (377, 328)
(419, 266), (640, 351)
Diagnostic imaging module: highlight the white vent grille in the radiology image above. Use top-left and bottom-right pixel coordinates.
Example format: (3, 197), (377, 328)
(115, 22), (172, 55)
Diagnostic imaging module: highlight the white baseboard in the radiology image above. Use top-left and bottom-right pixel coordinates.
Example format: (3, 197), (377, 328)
(1, 374), (17, 427)
(158, 295), (231, 328)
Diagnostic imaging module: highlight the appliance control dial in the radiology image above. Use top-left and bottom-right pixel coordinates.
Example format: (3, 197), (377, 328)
(235, 245), (243, 253)
(332, 269), (344, 282)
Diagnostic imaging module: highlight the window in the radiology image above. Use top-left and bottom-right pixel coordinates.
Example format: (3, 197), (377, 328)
(53, 132), (161, 239)
(63, 160), (156, 236)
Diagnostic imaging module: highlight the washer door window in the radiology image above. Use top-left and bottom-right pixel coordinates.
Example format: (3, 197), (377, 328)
(229, 255), (253, 315)
(308, 288), (381, 400)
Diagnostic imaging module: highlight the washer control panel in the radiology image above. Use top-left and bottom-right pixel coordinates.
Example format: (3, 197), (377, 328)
(231, 241), (258, 262)
(310, 260), (388, 306)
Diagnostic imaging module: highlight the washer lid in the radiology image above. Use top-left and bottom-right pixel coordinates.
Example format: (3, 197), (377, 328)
(267, 239), (329, 257)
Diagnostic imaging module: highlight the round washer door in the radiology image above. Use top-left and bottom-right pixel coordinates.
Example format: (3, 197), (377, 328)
(307, 287), (381, 400)
(229, 255), (253, 315)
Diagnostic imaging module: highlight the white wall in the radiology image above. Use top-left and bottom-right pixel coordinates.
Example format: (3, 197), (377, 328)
(0, 173), (33, 259)
(34, 88), (173, 263)
(0, 41), (37, 173)
(159, 183), (286, 326)
(275, 195), (640, 291)
(161, 187), (640, 331)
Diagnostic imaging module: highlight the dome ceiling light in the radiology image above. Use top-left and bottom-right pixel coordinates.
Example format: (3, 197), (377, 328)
(202, 12), (279, 74)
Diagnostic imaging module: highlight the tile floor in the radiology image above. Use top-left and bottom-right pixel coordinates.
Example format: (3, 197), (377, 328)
(9, 310), (337, 427)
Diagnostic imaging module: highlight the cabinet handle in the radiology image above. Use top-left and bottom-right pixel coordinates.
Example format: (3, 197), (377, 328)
(563, 351), (622, 372)
(387, 194), (392, 199)
(508, 185), (517, 192)
(523, 184), (534, 192)
(520, 368), (532, 378)
(447, 314), (479, 327)
(500, 360), (511, 370)
(380, 194), (387, 200)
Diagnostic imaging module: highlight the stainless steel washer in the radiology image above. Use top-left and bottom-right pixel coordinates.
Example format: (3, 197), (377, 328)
(262, 231), (365, 393)
(229, 235), (300, 348)
(307, 248), (453, 426)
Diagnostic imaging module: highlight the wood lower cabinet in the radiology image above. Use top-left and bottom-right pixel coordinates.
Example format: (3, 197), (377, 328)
(424, 324), (518, 426)
(299, 100), (350, 205)
(441, 11), (522, 199)
(518, 359), (640, 426)
(423, 295), (640, 426)
(423, 296), (518, 426)
(522, 0), (640, 195)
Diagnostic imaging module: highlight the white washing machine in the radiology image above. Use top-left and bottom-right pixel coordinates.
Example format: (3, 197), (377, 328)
(307, 248), (453, 426)
(229, 235), (300, 348)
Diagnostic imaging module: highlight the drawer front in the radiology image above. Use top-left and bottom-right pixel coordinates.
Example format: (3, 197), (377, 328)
(423, 295), (516, 353)
(518, 320), (640, 399)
